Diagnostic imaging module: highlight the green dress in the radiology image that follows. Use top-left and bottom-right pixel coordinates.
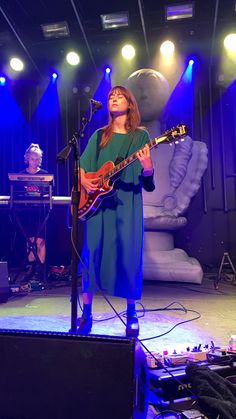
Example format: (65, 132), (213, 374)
(80, 128), (154, 300)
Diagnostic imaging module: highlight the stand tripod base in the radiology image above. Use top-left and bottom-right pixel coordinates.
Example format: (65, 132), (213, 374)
(215, 252), (236, 290)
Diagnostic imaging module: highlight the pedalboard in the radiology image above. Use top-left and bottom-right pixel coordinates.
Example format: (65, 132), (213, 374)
(146, 343), (236, 369)
(149, 361), (236, 403)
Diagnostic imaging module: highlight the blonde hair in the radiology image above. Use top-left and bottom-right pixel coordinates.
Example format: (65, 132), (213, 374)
(24, 143), (43, 166)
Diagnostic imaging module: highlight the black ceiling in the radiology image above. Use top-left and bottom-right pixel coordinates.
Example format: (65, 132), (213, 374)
(0, 0), (235, 86)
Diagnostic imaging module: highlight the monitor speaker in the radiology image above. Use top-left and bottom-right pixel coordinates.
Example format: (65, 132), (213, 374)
(0, 261), (10, 302)
(0, 329), (149, 419)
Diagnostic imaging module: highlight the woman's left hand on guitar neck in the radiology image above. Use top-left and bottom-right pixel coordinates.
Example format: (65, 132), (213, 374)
(136, 144), (154, 176)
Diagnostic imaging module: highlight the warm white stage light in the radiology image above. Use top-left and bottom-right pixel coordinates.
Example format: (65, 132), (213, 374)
(121, 44), (135, 60)
(224, 34), (236, 52)
(160, 40), (175, 56)
(10, 57), (24, 71)
(66, 51), (80, 65)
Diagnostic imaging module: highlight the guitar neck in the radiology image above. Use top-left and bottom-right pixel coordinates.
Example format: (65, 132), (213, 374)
(104, 134), (168, 181)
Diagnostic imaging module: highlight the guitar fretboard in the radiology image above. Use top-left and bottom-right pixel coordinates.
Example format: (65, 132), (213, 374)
(103, 135), (169, 182)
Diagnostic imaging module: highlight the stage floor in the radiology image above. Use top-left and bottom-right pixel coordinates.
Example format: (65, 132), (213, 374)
(1, 274), (236, 418)
(1, 275), (235, 354)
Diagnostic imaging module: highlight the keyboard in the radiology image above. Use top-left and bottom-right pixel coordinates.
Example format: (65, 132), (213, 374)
(0, 196), (71, 206)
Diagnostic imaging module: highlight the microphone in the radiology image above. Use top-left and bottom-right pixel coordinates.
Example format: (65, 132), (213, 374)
(90, 99), (103, 110)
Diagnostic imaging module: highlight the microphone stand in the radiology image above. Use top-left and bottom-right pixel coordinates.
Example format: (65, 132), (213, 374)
(57, 104), (100, 334)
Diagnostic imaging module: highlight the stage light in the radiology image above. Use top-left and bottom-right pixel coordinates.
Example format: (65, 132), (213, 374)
(183, 61), (194, 82)
(66, 51), (80, 66)
(121, 44), (135, 60)
(0, 76), (6, 86)
(165, 2), (194, 21)
(105, 66), (111, 74)
(52, 72), (58, 80)
(160, 40), (175, 56)
(10, 57), (24, 72)
(41, 21), (70, 39)
(224, 33), (236, 52)
(100, 12), (129, 30)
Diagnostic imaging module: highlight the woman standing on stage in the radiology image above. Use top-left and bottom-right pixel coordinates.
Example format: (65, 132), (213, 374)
(78, 86), (155, 337)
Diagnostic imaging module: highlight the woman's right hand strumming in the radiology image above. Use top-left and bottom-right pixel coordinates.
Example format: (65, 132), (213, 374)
(80, 169), (99, 194)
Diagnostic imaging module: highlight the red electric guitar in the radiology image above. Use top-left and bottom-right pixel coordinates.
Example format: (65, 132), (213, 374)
(76, 124), (188, 221)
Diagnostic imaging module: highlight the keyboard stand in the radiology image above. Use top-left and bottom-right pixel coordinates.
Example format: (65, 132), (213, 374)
(8, 177), (54, 285)
(11, 204), (51, 285)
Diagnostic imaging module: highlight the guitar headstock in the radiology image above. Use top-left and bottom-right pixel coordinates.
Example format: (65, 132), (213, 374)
(164, 124), (188, 145)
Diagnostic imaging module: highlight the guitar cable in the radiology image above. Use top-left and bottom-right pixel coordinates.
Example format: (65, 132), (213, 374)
(69, 150), (199, 403)
(73, 239), (200, 402)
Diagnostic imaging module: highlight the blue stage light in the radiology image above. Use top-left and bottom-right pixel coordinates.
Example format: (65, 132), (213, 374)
(105, 67), (111, 74)
(189, 59), (194, 65)
(0, 76), (6, 86)
(52, 72), (58, 80)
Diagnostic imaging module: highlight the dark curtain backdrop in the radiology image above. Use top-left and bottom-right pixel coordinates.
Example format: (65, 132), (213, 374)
(0, 80), (108, 266)
(1, 73), (236, 270)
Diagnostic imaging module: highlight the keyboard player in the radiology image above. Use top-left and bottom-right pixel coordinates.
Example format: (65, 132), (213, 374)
(19, 143), (49, 281)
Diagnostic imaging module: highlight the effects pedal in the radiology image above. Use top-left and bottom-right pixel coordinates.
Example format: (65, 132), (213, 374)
(146, 352), (164, 369)
(187, 350), (208, 363)
(181, 409), (207, 419)
(207, 349), (232, 365)
(164, 353), (189, 367)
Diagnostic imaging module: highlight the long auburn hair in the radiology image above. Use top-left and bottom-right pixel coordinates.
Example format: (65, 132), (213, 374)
(100, 86), (141, 148)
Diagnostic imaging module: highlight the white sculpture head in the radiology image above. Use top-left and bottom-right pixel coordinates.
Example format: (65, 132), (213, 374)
(126, 68), (170, 122)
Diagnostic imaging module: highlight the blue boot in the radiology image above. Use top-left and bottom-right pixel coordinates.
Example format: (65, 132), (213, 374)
(77, 316), (93, 335)
(126, 317), (139, 338)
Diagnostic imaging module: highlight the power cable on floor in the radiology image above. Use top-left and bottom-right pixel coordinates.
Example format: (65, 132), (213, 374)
(71, 231), (201, 401)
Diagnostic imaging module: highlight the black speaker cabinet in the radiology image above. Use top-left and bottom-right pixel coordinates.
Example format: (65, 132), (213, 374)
(0, 261), (10, 302)
(0, 329), (149, 419)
